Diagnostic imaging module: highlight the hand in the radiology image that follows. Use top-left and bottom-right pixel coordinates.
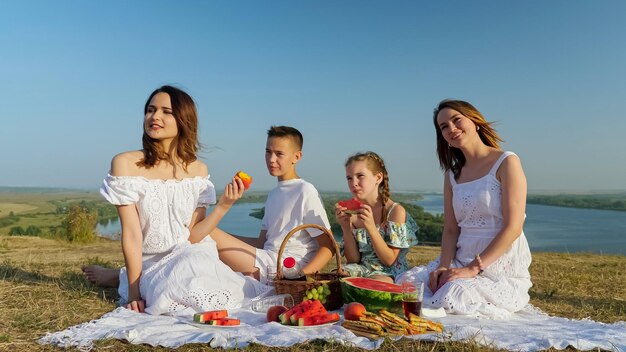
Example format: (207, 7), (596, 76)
(218, 177), (245, 207)
(126, 298), (145, 313)
(354, 203), (376, 231)
(334, 204), (353, 228)
(429, 267), (447, 294)
(435, 266), (480, 291)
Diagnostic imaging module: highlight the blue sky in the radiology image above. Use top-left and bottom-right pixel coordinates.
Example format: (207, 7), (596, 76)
(1, 1), (625, 193)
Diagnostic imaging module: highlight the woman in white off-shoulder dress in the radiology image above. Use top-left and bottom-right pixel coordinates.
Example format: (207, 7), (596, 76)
(397, 99), (532, 318)
(98, 85), (269, 316)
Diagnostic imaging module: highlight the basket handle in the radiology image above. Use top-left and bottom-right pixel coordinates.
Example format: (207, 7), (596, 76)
(275, 224), (346, 279)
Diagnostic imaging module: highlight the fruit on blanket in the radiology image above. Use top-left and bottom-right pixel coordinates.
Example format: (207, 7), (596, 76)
(279, 299), (315, 324)
(341, 277), (403, 314)
(344, 302), (367, 321)
(338, 198), (363, 213)
(298, 312), (340, 326)
(194, 309), (228, 323)
(208, 318), (241, 326)
(289, 300), (326, 324)
(266, 305), (289, 322)
(235, 170), (252, 190)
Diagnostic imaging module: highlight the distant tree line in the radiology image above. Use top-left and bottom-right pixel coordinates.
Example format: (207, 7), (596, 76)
(527, 194), (626, 212)
(53, 199), (118, 220)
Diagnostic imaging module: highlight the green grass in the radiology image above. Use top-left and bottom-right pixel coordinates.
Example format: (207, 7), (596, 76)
(0, 235), (624, 351)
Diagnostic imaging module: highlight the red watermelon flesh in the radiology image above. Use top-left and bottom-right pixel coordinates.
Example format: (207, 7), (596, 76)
(298, 312), (340, 326)
(208, 318), (240, 326)
(289, 301), (327, 324)
(194, 309), (228, 323)
(338, 198), (363, 212)
(279, 299), (314, 324)
(344, 278), (402, 293)
(341, 277), (404, 314)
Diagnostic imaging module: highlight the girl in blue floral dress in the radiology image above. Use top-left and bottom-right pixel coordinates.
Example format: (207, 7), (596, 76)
(335, 152), (418, 283)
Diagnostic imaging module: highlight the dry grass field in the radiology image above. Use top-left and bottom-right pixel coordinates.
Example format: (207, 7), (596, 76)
(0, 203), (39, 216)
(1, 235), (624, 351)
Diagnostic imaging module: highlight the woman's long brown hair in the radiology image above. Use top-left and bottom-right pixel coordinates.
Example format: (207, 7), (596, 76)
(137, 85), (199, 172)
(433, 99), (503, 180)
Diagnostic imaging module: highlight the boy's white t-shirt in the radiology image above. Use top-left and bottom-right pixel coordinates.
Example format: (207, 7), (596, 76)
(258, 178), (330, 272)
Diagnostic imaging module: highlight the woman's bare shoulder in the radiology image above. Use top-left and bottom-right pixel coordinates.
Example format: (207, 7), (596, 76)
(496, 152), (525, 183)
(110, 151), (144, 176)
(187, 159), (209, 178)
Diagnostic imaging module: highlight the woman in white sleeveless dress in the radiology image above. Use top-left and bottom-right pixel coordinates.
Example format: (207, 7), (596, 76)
(397, 99), (532, 318)
(100, 85), (269, 316)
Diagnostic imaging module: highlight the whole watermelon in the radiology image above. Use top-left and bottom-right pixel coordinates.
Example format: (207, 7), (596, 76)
(340, 277), (403, 314)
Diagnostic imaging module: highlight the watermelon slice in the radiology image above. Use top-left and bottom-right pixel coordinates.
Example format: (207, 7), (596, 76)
(208, 318), (240, 326)
(338, 198), (363, 213)
(289, 300), (326, 324)
(279, 300), (315, 325)
(193, 309), (228, 323)
(298, 312), (340, 326)
(341, 277), (404, 314)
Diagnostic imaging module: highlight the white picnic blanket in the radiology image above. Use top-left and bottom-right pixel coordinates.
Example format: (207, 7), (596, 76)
(39, 305), (626, 351)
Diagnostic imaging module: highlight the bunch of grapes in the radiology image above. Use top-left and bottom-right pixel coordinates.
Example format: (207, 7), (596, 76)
(305, 283), (331, 304)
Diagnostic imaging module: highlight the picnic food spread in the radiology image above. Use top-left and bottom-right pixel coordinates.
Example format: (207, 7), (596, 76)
(235, 170), (252, 190)
(193, 310), (240, 326)
(341, 277), (404, 314)
(342, 309), (443, 339)
(191, 288), (443, 336)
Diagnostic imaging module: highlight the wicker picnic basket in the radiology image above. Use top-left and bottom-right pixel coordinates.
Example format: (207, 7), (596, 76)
(274, 224), (347, 311)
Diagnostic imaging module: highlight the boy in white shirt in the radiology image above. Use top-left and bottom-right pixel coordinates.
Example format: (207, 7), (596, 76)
(209, 126), (334, 283)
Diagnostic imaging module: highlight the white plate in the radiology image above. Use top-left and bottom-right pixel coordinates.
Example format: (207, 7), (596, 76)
(284, 320), (340, 329)
(184, 320), (249, 330)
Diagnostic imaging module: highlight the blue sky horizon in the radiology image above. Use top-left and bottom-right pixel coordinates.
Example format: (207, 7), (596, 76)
(2, 1), (625, 193)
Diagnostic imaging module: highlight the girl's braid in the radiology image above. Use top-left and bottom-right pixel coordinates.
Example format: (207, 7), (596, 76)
(366, 152), (391, 224)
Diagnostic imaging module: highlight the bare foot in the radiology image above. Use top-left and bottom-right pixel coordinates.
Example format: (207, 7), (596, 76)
(81, 265), (120, 288)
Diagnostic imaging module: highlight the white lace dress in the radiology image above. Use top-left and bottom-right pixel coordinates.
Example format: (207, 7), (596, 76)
(100, 174), (271, 316)
(397, 152), (532, 318)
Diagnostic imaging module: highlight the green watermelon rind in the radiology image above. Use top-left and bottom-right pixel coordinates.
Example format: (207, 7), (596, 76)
(340, 277), (404, 314)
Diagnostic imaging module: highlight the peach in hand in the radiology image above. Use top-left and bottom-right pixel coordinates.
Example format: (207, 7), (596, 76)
(235, 171), (252, 190)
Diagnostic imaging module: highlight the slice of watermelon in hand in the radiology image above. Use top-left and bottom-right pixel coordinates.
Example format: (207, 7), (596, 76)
(338, 198), (363, 214)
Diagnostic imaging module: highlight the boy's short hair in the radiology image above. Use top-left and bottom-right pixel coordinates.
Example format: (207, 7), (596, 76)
(267, 126), (304, 151)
